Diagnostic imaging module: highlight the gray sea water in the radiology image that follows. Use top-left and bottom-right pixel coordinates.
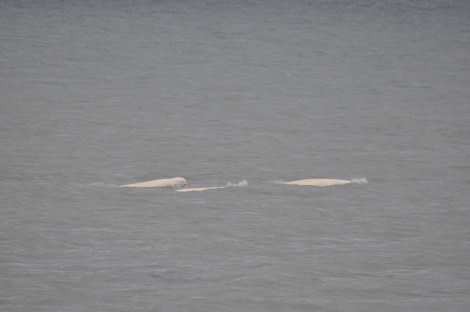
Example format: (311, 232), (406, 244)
(1, 0), (469, 311)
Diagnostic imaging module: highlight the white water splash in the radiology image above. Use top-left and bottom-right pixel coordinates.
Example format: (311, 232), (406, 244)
(350, 177), (368, 184)
(226, 180), (248, 187)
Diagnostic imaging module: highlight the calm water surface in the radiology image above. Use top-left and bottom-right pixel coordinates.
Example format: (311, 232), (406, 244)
(1, 1), (469, 311)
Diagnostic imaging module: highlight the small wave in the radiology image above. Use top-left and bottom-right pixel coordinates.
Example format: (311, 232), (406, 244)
(90, 182), (121, 188)
(350, 178), (368, 184)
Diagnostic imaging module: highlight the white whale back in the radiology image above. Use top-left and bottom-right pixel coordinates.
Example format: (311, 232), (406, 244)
(120, 177), (187, 188)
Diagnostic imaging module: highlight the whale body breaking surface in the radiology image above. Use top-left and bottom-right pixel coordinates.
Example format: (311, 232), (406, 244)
(119, 177), (187, 188)
(119, 177), (366, 192)
(175, 186), (226, 192)
(278, 178), (352, 186)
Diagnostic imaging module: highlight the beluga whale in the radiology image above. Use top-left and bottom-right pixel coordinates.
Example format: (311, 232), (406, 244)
(175, 186), (226, 192)
(274, 178), (353, 186)
(120, 177), (187, 188)
(175, 180), (248, 192)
